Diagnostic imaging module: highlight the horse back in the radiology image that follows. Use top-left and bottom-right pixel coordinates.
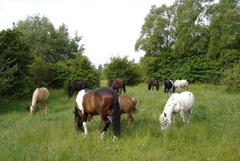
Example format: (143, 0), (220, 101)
(119, 96), (136, 113)
(82, 88), (115, 115)
(37, 87), (49, 103)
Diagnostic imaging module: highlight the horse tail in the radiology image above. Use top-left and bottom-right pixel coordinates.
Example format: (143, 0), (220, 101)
(111, 91), (121, 137)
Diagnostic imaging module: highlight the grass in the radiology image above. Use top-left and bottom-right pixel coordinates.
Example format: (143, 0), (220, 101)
(0, 84), (239, 161)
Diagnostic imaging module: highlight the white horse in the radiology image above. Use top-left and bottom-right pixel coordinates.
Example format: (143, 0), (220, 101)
(159, 91), (194, 130)
(30, 87), (49, 114)
(173, 80), (188, 91)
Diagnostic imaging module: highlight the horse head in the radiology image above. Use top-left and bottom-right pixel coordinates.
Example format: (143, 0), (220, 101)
(159, 112), (171, 130)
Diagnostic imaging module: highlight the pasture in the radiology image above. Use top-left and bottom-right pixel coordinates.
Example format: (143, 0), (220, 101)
(0, 83), (239, 161)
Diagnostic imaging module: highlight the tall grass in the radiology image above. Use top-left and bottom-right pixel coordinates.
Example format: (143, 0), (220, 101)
(0, 84), (239, 161)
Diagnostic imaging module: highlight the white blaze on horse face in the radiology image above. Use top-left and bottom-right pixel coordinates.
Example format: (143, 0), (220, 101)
(76, 89), (86, 113)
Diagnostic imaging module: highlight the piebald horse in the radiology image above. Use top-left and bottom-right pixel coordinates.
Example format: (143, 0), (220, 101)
(74, 87), (121, 138)
(29, 87), (49, 114)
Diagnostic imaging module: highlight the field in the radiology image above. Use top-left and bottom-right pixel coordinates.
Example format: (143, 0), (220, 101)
(0, 83), (239, 161)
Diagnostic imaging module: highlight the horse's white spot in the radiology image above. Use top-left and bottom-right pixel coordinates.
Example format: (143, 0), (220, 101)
(83, 122), (88, 135)
(76, 89), (86, 113)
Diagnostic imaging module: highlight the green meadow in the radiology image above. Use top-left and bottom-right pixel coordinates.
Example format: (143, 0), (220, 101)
(0, 84), (239, 161)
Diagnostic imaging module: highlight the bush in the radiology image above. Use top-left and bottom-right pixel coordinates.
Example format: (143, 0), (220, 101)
(103, 56), (142, 85)
(221, 63), (240, 90)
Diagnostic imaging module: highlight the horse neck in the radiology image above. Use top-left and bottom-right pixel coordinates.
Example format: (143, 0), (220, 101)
(31, 88), (39, 106)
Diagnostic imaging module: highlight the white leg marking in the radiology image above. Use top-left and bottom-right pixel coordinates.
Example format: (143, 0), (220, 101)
(101, 131), (106, 139)
(83, 122), (88, 136)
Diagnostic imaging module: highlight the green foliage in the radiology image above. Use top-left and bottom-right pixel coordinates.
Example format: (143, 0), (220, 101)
(221, 63), (240, 90)
(0, 29), (33, 97)
(66, 54), (100, 88)
(28, 57), (53, 87)
(15, 14), (84, 63)
(103, 56), (142, 85)
(137, 0), (240, 84)
(135, 5), (175, 55)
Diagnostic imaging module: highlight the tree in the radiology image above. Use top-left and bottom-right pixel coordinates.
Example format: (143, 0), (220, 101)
(103, 56), (141, 85)
(135, 5), (175, 55)
(66, 54), (100, 88)
(0, 29), (33, 97)
(15, 14), (84, 63)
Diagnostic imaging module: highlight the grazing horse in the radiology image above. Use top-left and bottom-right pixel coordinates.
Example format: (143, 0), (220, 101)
(148, 77), (159, 91)
(29, 87), (49, 114)
(74, 87), (121, 138)
(163, 80), (175, 93)
(159, 91), (194, 130)
(173, 80), (188, 91)
(118, 96), (137, 124)
(68, 80), (86, 99)
(83, 95), (138, 125)
(111, 79), (126, 94)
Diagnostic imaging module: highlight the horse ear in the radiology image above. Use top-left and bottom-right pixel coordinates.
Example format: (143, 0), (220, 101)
(164, 112), (167, 117)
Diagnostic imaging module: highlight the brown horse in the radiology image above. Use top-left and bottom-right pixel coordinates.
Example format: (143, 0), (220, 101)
(147, 77), (159, 91)
(111, 79), (126, 94)
(85, 95), (137, 125)
(29, 87), (49, 114)
(74, 87), (121, 138)
(119, 96), (137, 124)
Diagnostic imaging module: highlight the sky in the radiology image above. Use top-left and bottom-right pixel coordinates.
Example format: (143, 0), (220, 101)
(0, 0), (175, 67)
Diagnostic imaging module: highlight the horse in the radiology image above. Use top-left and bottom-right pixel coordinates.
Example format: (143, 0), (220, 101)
(82, 95), (138, 125)
(163, 80), (175, 93)
(148, 77), (159, 91)
(111, 79), (126, 94)
(118, 95), (137, 124)
(74, 87), (121, 138)
(159, 91), (194, 130)
(68, 80), (86, 99)
(29, 87), (49, 114)
(173, 80), (188, 91)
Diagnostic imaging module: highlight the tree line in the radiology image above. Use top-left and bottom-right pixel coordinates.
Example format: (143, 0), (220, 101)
(1, 0), (239, 98)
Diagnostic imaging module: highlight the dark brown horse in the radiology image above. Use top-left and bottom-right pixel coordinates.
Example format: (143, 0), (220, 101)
(147, 77), (159, 91)
(119, 96), (137, 124)
(74, 87), (121, 138)
(111, 79), (126, 94)
(68, 80), (86, 99)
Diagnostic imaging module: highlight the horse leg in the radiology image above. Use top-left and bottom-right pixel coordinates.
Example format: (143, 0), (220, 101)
(82, 113), (88, 136)
(100, 115), (111, 139)
(127, 113), (134, 125)
(180, 111), (187, 123)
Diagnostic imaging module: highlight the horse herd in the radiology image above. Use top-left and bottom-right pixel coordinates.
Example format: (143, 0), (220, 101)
(29, 78), (194, 139)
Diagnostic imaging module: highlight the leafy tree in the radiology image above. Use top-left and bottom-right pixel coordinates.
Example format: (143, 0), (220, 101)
(66, 54), (100, 88)
(0, 29), (33, 97)
(15, 14), (84, 63)
(221, 63), (240, 90)
(135, 5), (175, 55)
(103, 56), (141, 85)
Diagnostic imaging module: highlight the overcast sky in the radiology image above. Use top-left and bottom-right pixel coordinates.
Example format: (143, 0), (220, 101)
(1, 0), (175, 67)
